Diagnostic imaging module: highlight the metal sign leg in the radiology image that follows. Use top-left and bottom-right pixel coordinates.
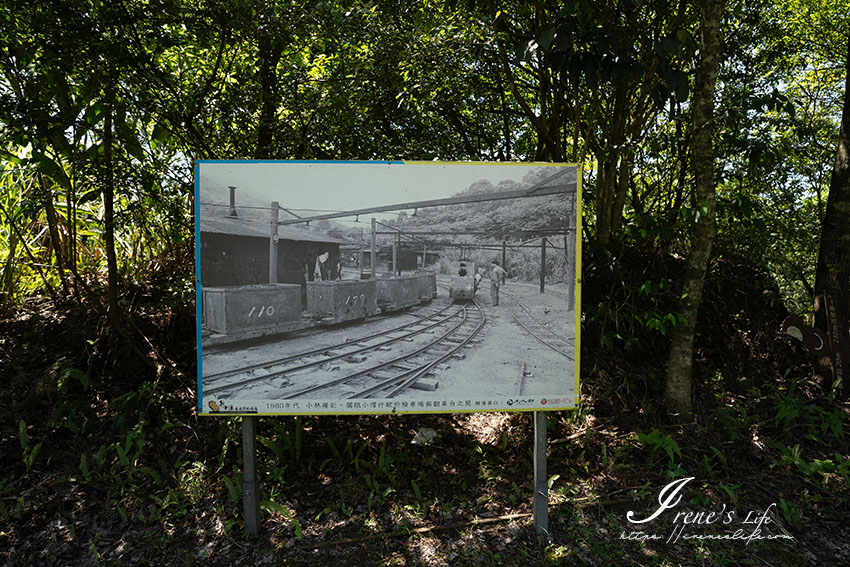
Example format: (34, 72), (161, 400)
(243, 416), (260, 536)
(533, 411), (549, 537)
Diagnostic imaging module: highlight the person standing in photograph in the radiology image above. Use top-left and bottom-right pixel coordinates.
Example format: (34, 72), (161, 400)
(489, 260), (506, 306)
(474, 266), (487, 294)
(314, 251), (329, 281)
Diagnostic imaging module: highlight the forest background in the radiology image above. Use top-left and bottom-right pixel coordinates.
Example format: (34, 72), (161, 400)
(1, 0), (850, 565)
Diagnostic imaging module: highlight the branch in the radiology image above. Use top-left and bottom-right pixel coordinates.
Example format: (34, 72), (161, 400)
(495, 40), (559, 155)
(297, 513), (532, 550)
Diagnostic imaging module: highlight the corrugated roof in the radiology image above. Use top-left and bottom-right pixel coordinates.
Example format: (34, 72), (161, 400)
(201, 215), (346, 244)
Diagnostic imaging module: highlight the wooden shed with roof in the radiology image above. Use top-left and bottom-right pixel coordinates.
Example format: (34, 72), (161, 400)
(200, 215), (345, 306)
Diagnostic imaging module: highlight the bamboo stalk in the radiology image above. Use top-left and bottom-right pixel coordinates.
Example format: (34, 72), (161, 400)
(42, 175), (69, 294)
(1, 227), (18, 302)
(0, 201), (57, 299)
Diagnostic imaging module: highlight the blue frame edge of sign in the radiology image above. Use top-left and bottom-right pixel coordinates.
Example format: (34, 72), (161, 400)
(195, 163), (204, 412)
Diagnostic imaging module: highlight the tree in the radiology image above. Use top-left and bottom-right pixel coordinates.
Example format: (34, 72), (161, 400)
(0, 0), (196, 310)
(814, 32), (850, 339)
(664, 0), (725, 413)
(484, 0), (697, 243)
(712, 0), (848, 316)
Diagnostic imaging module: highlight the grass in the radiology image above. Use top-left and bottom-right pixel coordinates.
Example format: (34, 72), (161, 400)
(2, 392), (831, 566)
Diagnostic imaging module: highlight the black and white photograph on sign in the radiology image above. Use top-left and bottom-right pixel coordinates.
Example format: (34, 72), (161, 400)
(196, 161), (580, 416)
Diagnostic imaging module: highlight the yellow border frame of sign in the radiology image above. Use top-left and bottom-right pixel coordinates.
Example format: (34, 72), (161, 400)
(197, 160), (581, 416)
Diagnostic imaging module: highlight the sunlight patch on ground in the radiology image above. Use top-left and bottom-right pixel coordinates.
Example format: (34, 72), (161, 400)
(456, 413), (513, 445)
(412, 534), (447, 566)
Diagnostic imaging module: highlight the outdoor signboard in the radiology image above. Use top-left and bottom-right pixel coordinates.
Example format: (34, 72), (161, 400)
(195, 161), (580, 416)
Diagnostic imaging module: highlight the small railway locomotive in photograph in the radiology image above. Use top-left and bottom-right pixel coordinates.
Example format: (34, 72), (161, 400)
(449, 260), (476, 300)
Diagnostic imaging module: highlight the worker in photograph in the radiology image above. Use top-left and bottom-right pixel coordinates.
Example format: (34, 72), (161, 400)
(314, 251), (330, 281)
(474, 266), (486, 293)
(489, 260), (507, 306)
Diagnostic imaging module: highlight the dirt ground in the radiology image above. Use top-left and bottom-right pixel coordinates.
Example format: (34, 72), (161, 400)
(426, 276), (575, 401)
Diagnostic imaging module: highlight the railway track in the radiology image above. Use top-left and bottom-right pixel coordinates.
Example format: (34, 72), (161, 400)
(204, 299), (486, 400)
(500, 290), (574, 360)
(203, 301), (456, 393)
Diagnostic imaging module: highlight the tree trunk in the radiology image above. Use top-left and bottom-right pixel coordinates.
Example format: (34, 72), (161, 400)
(1, 227), (18, 302)
(42, 177), (68, 295)
(572, 89), (581, 163)
(595, 153), (619, 245)
(814, 33), (850, 336)
(593, 81), (630, 245)
(67, 177), (79, 297)
(496, 73), (512, 160)
(103, 79), (120, 324)
(664, 0), (724, 413)
(594, 151), (633, 245)
(254, 32), (283, 159)
(613, 152), (633, 231)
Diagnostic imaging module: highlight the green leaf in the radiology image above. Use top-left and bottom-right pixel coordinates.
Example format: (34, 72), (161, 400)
(138, 466), (161, 482)
(18, 420), (27, 450)
(0, 149), (23, 165)
(538, 26), (557, 51)
(80, 453), (90, 480)
(260, 499), (293, 518)
(31, 151), (71, 190)
(222, 476), (240, 502)
(672, 69), (689, 102)
(59, 367), (90, 392)
(151, 123), (172, 148)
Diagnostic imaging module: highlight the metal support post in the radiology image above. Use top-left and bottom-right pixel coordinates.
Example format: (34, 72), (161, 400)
(422, 244), (427, 269)
(540, 238), (546, 294)
(370, 218), (377, 279)
(397, 235), (402, 276)
(269, 202), (279, 284)
(502, 240), (507, 271)
(393, 235), (398, 276)
(566, 230), (576, 311)
(242, 416), (260, 536)
(228, 186), (238, 217)
(533, 411), (549, 537)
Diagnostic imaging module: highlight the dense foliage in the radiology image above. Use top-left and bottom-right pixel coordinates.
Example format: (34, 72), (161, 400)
(0, 0), (845, 317)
